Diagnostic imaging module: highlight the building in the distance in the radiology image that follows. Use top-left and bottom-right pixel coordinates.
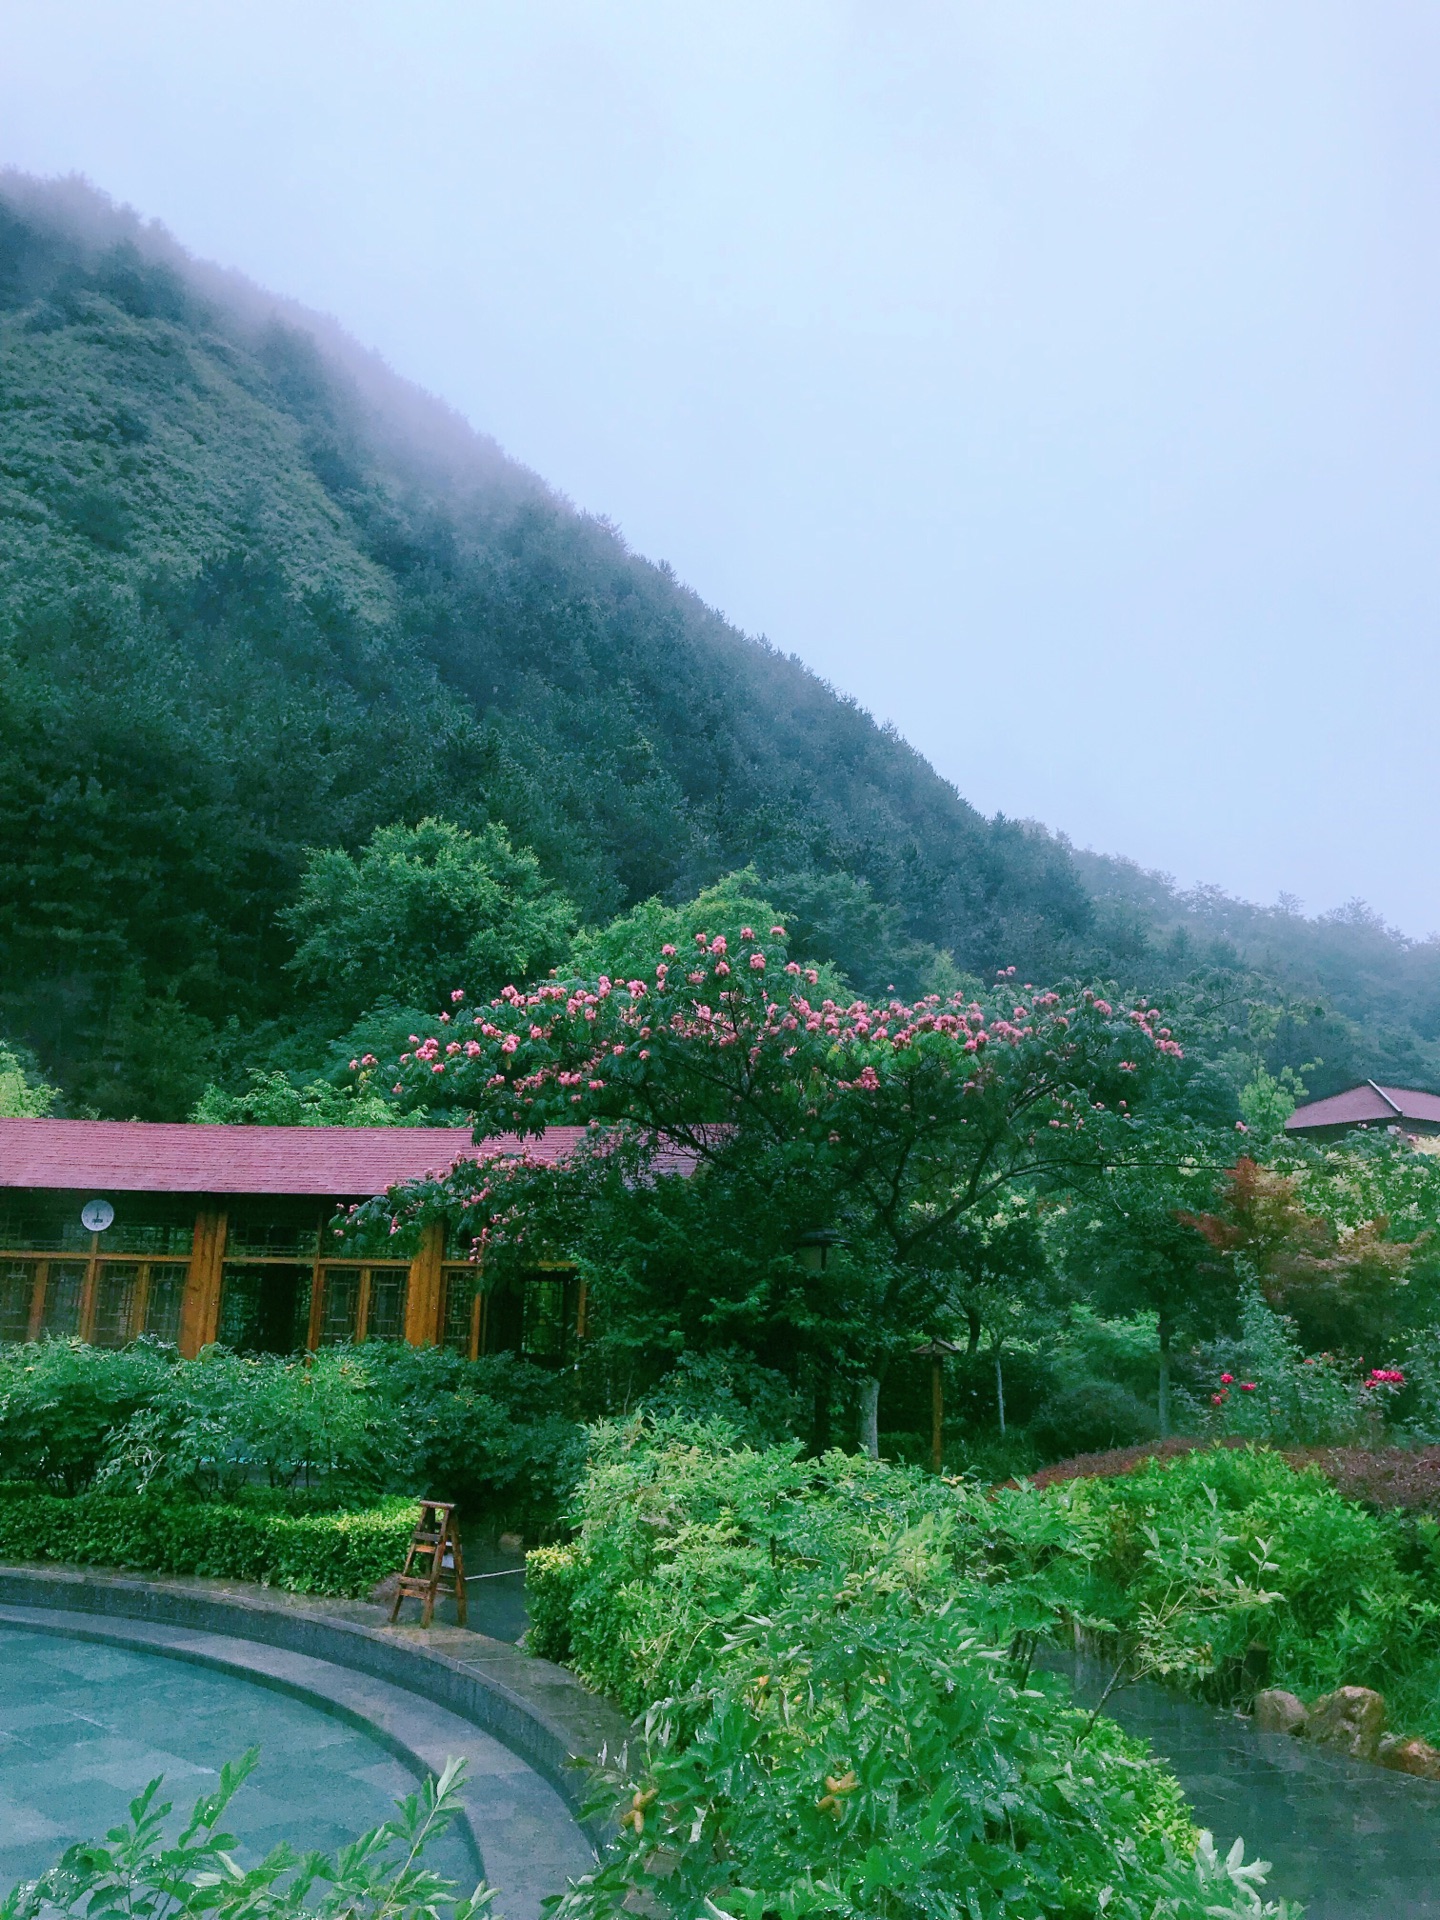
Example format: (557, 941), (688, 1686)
(0, 1119), (588, 1361)
(1284, 1082), (1440, 1147)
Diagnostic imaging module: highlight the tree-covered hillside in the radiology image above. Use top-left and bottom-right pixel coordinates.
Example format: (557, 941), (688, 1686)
(2, 170), (1439, 1116)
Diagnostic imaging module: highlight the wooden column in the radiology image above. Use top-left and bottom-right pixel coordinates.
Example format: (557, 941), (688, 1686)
(405, 1222), (445, 1347)
(180, 1206), (226, 1357)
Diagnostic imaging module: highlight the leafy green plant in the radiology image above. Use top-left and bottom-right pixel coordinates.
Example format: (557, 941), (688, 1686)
(1064, 1445), (1440, 1723)
(0, 1339), (582, 1531)
(531, 1419), (1300, 1919)
(0, 1483), (415, 1594)
(0, 1338), (176, 1493)
(1203, 1285), (1375, 1447)
(1028, 1379), (1159, 1463)
(98, 1348), (391, 1498)
(0, 1750), (490, 1920)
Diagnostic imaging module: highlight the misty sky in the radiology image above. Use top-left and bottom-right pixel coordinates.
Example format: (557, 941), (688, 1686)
(4, 3), (1439, 930)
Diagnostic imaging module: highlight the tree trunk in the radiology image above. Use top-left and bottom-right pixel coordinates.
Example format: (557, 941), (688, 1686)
(994, 1351), (1007, 1436)
(858, 1374), (881, 1459)
(1157, 1317), (1172, 1439)
(965, 1306), (982, 1355)
(930, 1357), (944, 1472)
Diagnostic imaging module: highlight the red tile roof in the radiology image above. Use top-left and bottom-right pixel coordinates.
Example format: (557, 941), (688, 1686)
(1285, 1083), (1440, 1133)
(0, 1119), (592, 1196)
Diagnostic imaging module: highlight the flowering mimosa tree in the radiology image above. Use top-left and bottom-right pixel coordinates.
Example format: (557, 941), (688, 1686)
(351, 924), (1187, 1451)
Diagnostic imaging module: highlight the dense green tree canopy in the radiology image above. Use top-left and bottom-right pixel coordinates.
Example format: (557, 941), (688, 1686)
(281, 817), (576, 1020)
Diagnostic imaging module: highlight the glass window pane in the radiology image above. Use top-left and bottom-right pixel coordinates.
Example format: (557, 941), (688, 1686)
(318, 1268), (361, 1346)
(0, 1198), (91, 1254)
(103, 1201), (195, 1257)
(219, 1263), (312, 1353)
(42, 1262), (87, 1337)
(521, 1276), (569, 1364)
(93, 1264), (140, 1347)
(365, 1268), (408, 1341)
(441, 1268), (476, 1354)
(142, 1264), (187, 1345)
(225, 1203), (322, 1260)
(0, 1261), (36, 1342)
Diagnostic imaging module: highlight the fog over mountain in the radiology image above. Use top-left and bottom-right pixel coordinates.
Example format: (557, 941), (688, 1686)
(3, 171), (1439, 1118)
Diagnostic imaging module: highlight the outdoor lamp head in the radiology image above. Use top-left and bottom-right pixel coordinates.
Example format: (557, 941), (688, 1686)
(796, 1227), (843, 1272)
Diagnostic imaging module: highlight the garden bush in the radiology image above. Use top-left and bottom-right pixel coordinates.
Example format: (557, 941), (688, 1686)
(0, 1339), (177, 1494)
(1058, 1445), (1440, 1739)
(530, 1417), (1300, 1920)
(1027, 1378), (1159, 1462)
(0, 1339), (583, 1533)
(0, 1482), (415, 1595)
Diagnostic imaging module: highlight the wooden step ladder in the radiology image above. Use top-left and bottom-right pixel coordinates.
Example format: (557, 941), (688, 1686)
(389, 1499), (467, 1628)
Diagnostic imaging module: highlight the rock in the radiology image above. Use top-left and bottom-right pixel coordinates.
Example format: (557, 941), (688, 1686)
(1306, 1686), (1387, 1759)
(1253, 1689), (1309, 1735)
(369, 1572), (402, 1607)
(498, 1531), (525, 1554)
(1379, 1734), (1440, 1780)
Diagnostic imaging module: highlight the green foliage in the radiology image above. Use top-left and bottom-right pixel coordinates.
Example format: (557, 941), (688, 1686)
(0, 1482), (415, 1594)
(96, 1347), (393, 1497)
(1066, 1447), (1440, 1726)
(192, 1068), (405, 1126)
(635, 1350), (804, 1447)
(0, 1340), (582, 1530)
(0, 1037), (56, 1116)
(356, 1344), (586, 1528)
(1028, 1380), (1160, 1462)
(1236, 1065), (1306, 1140)
(0, 1748), (491, 1920)
(531, 1421), (1298, 1920)
(0, 1337), (176, 1494)
(283, 818), (576, 1020)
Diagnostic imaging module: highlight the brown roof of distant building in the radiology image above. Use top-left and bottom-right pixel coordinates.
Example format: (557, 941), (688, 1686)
(0, 1119), (590, 1196)
(1285, 1083), (1440, 1133)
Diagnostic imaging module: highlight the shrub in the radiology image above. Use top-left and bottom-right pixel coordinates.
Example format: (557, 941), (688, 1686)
(1066, 1446), (1440, 1715)
(1028, 1379), (1159, 1462)
(0, 1340), (584, 1533)
(533, 1420), (1299, 1920)
(358, 1345), (585, 1530)
(635, 1350), (802, 1447)
(0, 1484), (415, 1595)
(0, 1339), (176, 1494)
(1201, 1288), (1380, 1447)
(98, 1348), (391, 1498)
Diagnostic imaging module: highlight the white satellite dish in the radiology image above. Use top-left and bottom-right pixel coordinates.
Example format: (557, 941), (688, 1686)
(81, 1198), (115, 1234)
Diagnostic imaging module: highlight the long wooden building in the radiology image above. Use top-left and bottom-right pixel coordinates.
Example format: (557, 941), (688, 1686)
(0, 1119), (587, 1362)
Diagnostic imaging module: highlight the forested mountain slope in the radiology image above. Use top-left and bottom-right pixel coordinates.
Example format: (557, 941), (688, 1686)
(2, 171), (1438, 1115)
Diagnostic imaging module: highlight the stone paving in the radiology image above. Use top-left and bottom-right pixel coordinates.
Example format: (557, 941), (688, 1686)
(0, 1567), (627, 1919)
(0, 1624), (479, 1889)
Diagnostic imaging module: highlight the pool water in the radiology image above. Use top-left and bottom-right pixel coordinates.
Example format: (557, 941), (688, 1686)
(1054, 1653), (1440, 1919)
(0, 1627), (479, 1891)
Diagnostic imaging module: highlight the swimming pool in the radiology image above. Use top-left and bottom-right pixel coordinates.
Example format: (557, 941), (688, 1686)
(0, 1625), (479, 1890)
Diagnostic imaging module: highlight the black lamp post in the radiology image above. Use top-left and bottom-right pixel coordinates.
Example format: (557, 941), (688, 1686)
(795, 1227), (844, 1273)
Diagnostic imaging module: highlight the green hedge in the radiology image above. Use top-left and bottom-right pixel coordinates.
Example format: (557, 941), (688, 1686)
(0, 1487), (416, 1596)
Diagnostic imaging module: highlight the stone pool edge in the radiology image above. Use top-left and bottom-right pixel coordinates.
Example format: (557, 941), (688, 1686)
(0, 1564), (631, 1850)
